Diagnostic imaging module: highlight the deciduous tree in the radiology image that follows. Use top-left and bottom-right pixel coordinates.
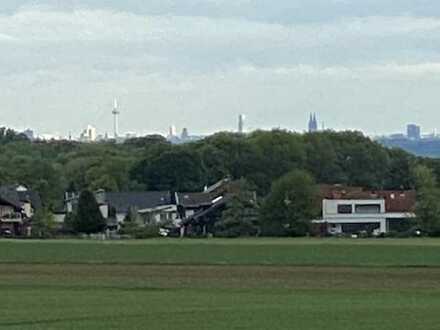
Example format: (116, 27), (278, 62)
(260, 170), (319, 237)
(414, 165), (440, 236)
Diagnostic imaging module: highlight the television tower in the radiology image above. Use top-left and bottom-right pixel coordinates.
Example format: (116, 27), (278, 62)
(112, 98), (120, 139)
(238, 114), (245, 134)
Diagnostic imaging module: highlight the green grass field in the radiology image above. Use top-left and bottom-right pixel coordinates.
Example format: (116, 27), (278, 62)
(1, 238), (440, 329)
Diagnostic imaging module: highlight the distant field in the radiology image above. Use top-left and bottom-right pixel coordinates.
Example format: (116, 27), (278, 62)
(1, 238), (440, 267)
(1, 238), (440, 329)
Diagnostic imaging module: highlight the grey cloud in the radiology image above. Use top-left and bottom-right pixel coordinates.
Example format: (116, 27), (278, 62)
(3, 0), (440, 23)
(1, 2), (440, 136)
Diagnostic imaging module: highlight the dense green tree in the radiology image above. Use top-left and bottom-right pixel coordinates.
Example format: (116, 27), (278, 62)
(247, 130), (306, 194)
(198, 144), (230, 185)
(61, 212), (76, 234)
(414, 165), (440, 236)
(32, 208), (57, 238)
(73, 190), (106, 234)
(198, 132), (261, 185)
(0, 127), (28, 144)
(131, 146), (204, 191)
(385, 148), (416, 190)
(124, 135), (169, 149)
(324, 131), (391, 188)
(303, 132), (346, 184)
(260, 170), (319, 237)
(214, 181), (260, 237)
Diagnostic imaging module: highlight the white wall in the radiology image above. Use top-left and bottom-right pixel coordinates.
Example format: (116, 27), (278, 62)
(321, 199), (393, 234)
(323, 199), (385, 217)
(54, 213), (66, 224)
(99, 205), (109, 219)
(23, 203), (33, 218)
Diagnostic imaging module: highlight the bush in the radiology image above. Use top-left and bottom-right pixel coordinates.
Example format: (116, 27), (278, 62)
(132, 225), (161, 239)
(119, 222), (160, 239)
(31, 208), (56, 239)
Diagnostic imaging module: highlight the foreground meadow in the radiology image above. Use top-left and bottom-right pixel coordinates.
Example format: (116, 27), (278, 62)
(1, 238), (440, 329)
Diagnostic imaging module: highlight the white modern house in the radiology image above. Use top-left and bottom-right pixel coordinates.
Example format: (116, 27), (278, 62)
(314, 187), (416, 235)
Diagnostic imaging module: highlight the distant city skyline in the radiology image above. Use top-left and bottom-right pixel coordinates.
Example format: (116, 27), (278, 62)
(16, 114), (435, 143)
(1, 1), (440, 135)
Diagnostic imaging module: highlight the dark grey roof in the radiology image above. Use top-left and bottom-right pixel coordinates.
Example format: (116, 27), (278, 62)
(105, 191), (172, 213)
(184, 195), (231, 224)
(0, 186), (22, 210)
(17, 190), (42, 210)
(177, 192), (215, 208)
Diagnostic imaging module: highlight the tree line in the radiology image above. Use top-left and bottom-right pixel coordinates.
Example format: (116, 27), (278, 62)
(1, 128), (440, 236)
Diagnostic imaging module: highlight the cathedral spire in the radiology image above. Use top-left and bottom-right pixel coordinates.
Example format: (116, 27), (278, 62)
(308, 113), (318, 133)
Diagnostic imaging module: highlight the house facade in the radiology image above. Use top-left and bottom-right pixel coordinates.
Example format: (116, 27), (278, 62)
(314, 186), (416, 235)
(63, 190), (178, 230)
(178, 179), (256, 237)
(0, 185), (42, 237)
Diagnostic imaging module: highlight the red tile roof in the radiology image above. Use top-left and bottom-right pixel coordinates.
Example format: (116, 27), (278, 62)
(319, 185), (416, 213)
(376, 190), (416, 213)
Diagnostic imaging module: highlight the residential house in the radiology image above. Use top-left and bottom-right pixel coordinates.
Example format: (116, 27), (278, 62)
(178, 178), (255, 237)
(64, 190), (177, 230)
(0, 185), (42, 237)
(59, 178), (250, 236)
(313, 185), (416, 235)
(98, 191), (177, 229)
(176, 192), (218, 220)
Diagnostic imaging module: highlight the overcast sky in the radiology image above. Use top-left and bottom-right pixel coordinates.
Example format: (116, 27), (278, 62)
(2, 0), (440, 137)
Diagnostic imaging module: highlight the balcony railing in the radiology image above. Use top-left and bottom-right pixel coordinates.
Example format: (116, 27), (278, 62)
(0, 213), (23, 223)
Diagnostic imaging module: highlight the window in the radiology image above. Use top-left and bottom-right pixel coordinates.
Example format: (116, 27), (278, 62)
(355, 204), (381, 214)
(337, 204), (353, 214)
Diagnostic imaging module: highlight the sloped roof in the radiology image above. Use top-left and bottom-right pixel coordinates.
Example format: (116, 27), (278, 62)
(105, 191), (172, 213)
(319, 185), (416, 212)
(17, 190), (42, 210)
(177, 192), (215, 208)
(319, 185), (370, 200)
(184, 195), (231, 224)
(376, 190), (416, 213)
(0, 186), (22, 210)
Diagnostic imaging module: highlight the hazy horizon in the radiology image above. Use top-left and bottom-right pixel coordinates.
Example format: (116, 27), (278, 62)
(1, 1), (440, 136)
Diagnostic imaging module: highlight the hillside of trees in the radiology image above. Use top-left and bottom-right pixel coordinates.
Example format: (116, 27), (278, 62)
(0, 127), (438, 210)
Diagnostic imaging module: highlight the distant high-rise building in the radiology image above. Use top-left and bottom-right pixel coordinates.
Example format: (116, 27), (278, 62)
(169, 125), (177, 137)
(407, 124), (421, 140)
(88, 125), (97, 141)
(80, 125), (97, 142)
(238, 114), (245, 134)
(112, 98), (120, 139)
(308, 113), (318, 133)
(181, 128), (189, 140)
